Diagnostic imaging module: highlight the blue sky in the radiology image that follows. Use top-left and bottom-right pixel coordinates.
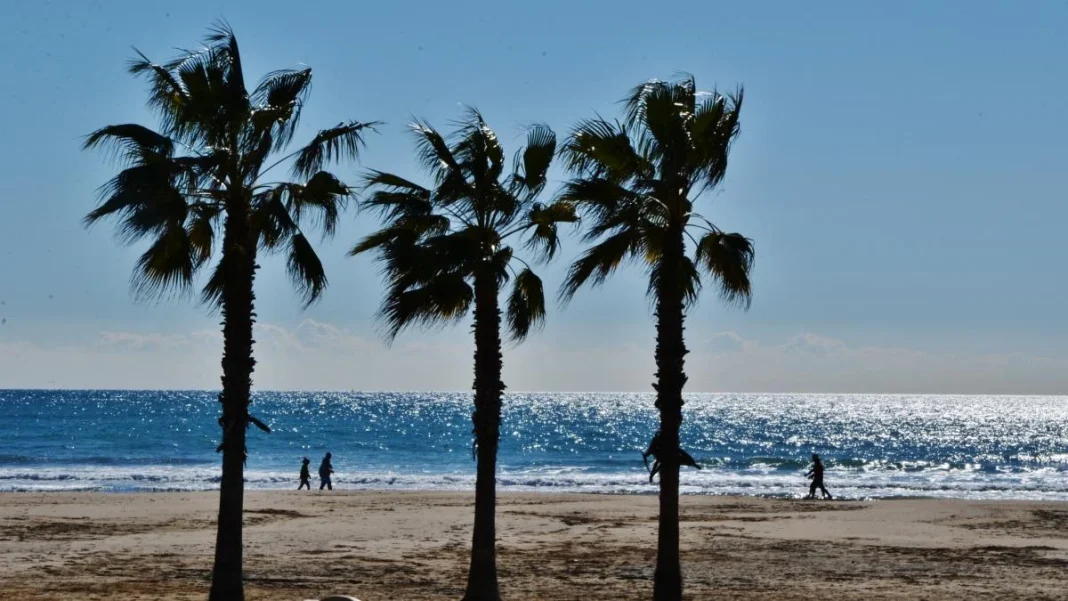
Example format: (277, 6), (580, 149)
(0, 0), (1065, 392)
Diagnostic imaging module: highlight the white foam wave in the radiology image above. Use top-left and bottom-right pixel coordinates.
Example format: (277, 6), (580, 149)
(4, 465), (1068, 500)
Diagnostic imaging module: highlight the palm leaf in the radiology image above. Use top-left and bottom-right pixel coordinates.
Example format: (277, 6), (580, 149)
(691, 88), (743, 192)
(379, 273), (474, 341)
(127, 50), (191, 137)
(409, 120), (461, 184)
(561, 118), (651, 181)
(282, 171), (351, 236)
(648, 255), (701, 306)
(506, 268), (546, 341)
(250, 68), (313, 150)
(200, 256), (226, 308)
(453, 107), (505, 185)
(83, 124), (175, 164)
(560, 228), (645, 301)
(523, 201), (578, 261)
(694, 231), (754, 308)
(131, 223), (198, 300)
(286, 233), (327, 307)
(511, 123), (555, 198)
(293, 121), (378, 178)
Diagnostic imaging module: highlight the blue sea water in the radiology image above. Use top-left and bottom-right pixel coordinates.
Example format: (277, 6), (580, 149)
(3, 390), (1068, 500)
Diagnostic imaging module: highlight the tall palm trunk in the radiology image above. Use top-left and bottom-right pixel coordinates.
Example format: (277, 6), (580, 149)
(210, 193), (257, 601)
(652, 225), (688, 601)
(463, 270), (504, 601)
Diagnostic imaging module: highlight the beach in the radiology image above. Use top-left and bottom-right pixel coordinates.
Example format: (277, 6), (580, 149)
(1, 492), (1066, 600)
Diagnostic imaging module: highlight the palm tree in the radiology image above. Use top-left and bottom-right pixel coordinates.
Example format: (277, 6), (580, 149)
(82, 23), (375, 601)
(352, 109), (575, 601)
(558, 76), (754, 600)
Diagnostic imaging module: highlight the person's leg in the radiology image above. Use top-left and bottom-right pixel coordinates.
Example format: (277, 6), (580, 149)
(808, 480), (818, 499)
(649, 461), (661, 483)
(319, 478), (326, 490)
(821, 483), (832, 499)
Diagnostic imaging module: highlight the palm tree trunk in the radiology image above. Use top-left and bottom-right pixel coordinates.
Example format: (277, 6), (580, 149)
(209, 198), (258, 601)
(652, 228), (688, 601)
(462, 272), (504, 601)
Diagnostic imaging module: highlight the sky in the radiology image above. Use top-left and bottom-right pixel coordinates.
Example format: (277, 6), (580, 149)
(0, 0), (1065, 393)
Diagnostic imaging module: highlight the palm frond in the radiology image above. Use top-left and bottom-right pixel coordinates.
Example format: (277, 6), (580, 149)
(561, 118), (651, 180)
(506, 268), (546, 341)
(251, 187), (298, 251)
(522, 201), (578, 261)
(648, 255), (701, 306)
(200, 256), (226, 308)
(560, 228), (645, 302)
(85, 168), (191, 245)
(628, 78), (694, 172)
(167, 45), (236, 147)
(293, 121), (378, 178)
(361, 170), (433, 220)
(557, 177), (645, 238)
(691, 88), (743, 192)
(281, 171), (351, 236)
(250, 68), (313, 150)
(127, 49), (191, 137)
(203, 20), (248, 118)
(187, 203), (220, 265)
(511, 123), (555, 199)
(694, 231), (754, 308)
(83, 124), (175, 165)
(131, 223), (198, 300)
(379, 273), (474, 341)
(409, 119), (461, 183)
(453, 107), (505, 186)
(286, 232), (328, 307)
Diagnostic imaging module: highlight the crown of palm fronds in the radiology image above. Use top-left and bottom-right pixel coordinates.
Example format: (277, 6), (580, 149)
(558, 75), (754, 308)
(84, 22), (378, 307)
(353, 108), (577, 342)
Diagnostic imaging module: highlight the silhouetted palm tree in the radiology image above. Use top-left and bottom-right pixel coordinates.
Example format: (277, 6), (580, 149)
(558, 76), (754, 600)
(353, 110), (575, 601)
(82, 23), (375, 601)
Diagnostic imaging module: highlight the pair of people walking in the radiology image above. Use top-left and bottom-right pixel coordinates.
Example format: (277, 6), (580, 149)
(298, 452), (335, 491)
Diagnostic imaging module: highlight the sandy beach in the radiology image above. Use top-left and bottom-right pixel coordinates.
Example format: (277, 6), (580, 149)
(0, 492), (1066, 600)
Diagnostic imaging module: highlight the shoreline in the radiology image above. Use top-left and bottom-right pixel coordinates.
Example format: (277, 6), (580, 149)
(2, 491), (1066, 599)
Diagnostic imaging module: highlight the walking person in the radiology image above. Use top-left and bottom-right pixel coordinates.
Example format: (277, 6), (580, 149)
(806, 453), (832, 500)
(297, 457), (311, 490)
(642, 430), (702, 483)
(318, 452), (334, 491)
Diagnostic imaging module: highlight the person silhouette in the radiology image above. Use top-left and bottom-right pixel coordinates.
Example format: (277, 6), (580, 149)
(297, 457), (311, 490)
(319, 452), (334, 491)
(642, 431), (702, 483)
(806, 453), (832, 499)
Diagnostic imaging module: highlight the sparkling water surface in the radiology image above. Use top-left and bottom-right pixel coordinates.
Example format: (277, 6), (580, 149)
(3, 390), (1067, 499)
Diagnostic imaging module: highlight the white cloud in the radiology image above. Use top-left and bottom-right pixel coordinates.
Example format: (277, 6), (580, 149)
(0, 323), (1066, 394)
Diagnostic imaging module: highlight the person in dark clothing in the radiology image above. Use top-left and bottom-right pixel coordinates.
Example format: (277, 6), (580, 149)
(806, 453), (832, 499)
(642, 431), (702, 483)
(297, 457), (311, 490)
(318, 452), (334, 491)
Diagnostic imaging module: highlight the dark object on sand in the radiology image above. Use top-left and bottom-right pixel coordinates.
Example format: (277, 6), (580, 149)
(642, 431), (702, 483)
(319, 452), (334, 491)
(806, 453), (833, 499)
(298, 457), (311, 490)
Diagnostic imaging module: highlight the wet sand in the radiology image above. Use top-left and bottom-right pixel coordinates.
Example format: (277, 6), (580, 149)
(1, 491), (1066, 600)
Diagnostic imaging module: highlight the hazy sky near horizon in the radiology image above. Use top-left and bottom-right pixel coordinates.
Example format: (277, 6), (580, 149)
(0, 0), (1066, 393)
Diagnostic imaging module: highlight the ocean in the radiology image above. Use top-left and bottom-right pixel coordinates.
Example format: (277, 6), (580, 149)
(3, 390), (1067, 500)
